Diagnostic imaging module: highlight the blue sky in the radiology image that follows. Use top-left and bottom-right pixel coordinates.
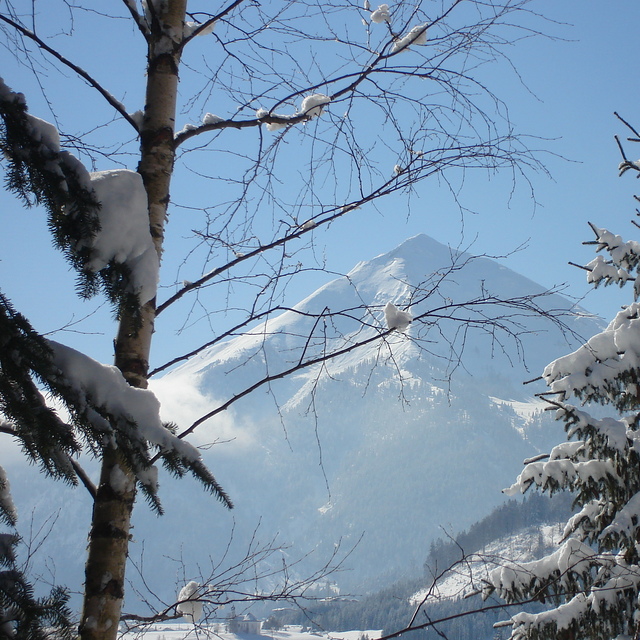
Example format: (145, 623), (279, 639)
(0, 1), (638, 368)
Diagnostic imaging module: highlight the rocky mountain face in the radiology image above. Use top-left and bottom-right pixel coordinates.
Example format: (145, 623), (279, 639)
(7, 234), (602, 611)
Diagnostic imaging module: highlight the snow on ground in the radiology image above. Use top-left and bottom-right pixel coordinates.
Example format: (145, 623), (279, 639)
(411, 524), (564, 604)
(488, 397), (547, 423)
(121, 625), (382, 640)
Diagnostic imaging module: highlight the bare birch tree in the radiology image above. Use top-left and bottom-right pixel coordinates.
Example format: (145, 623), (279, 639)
(0, 2), (560, 640)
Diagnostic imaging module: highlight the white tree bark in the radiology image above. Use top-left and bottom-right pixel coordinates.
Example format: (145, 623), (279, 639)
(79, 3), (186, 639)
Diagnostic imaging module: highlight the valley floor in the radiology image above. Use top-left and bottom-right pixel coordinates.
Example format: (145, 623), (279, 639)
(121, 624), (382, 640)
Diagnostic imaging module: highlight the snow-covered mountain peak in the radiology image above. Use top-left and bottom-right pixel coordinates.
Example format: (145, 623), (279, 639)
(19, 235), (608, 605)
(162, 233), (601, 402)
(345, 233), (460, 293)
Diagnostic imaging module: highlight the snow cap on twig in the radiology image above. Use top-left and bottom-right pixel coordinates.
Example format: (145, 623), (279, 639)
(370, 4), (390, 23)
(384, 302), (412, 331)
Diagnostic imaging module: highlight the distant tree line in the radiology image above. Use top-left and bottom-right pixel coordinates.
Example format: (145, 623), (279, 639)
(424, 492), (573, 576)
(283, 493), (572, 640)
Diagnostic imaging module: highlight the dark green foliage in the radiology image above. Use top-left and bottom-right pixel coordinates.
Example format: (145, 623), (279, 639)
(424, 493), (572, 579)
(158, 432), (233, 509)
(262, 615), (282, 630)
(0, 80), (142, 322)
(0, 533), (74, 640)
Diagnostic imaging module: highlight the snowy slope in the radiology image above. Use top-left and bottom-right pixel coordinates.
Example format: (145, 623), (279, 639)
(121, 625), (381, 640)
(164, 234), (594, 391)
(413, 523), (565, 604)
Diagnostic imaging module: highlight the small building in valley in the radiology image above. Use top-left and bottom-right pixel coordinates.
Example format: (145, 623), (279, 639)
(227, 606), (262, 635)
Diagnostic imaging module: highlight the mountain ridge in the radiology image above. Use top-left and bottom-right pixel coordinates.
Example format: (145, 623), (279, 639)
(166, 233), (598, 400)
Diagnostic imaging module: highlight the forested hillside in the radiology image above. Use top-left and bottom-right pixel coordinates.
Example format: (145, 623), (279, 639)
(282, 494), (572, 640)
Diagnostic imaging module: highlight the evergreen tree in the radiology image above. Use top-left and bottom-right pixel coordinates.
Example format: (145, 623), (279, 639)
(484, 125), (640, 639)
(0, 466), (73, 640)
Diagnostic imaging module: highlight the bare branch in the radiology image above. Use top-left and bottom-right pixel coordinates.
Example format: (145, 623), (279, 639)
(68, 458), (97, 499)
(158, 134), (536, 316)
(121, 527), (358, 634)
(179, 0), (249, 49)
(119, 0), (150, 38)
(0, 13), (139, 132)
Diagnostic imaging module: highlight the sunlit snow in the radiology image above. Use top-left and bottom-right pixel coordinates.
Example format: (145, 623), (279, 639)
(412, 524), (564, 603)
(177, 581), (203, 623)
(391, 24), (428, 52)
(80, 170), (159, 304)
(384, 302), (412, 331)
(370, 4), (390, 23)
(300, 94), (330, 118)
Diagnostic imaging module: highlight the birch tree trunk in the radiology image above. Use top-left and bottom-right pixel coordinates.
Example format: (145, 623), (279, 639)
(79, 3), (186, 639)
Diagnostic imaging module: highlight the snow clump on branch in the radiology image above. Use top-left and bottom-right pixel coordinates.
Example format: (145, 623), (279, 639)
(300, 94), (331, 118)
(183, 20), (215, 38)
(370, 4), (390, 23)
(256, 94), (331, 132)
(25, 114), (61, 153)
(0, 464), (16, 525)
(255, 108), (291, 131)
(203, 113), (224, 125)
(384, 302), (412, 331)
(177, 581), (204, 622)
(392, 24), (428, 52)
(78, 170), (159, 305)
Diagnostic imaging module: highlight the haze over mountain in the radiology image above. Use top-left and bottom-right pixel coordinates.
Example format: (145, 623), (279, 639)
(6, 234), (603, 611)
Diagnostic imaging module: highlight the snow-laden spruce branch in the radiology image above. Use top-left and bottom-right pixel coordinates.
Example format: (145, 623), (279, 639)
(0, 79), (159, 315)
(480, 125), (640, 640)
(1, 417), (97, 498)
(0, 290), (231, 512)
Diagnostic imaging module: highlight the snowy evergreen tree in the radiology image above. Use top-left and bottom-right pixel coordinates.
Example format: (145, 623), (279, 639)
(0, 466), (73, 640)
(484, 128), (640, 639)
